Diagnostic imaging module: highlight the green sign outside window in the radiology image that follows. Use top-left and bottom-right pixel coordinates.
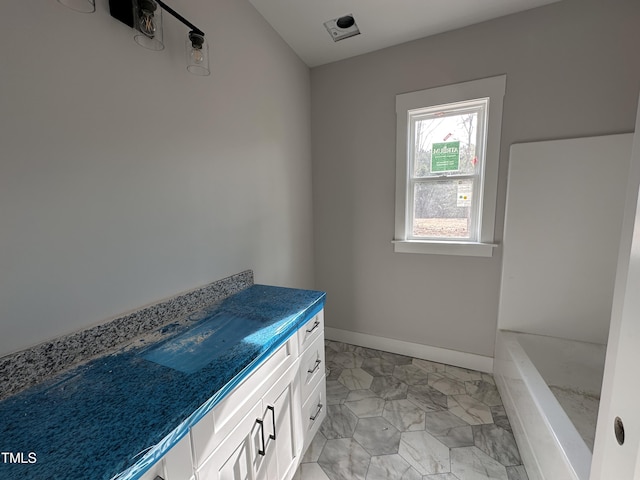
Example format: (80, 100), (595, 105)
(431, 141), (460, 172)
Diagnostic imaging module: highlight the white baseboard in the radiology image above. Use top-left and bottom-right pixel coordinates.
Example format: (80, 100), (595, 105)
(325, 327), (494, 373)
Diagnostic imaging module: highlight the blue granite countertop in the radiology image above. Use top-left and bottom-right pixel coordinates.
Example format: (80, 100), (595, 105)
(0, 285), (325, 480)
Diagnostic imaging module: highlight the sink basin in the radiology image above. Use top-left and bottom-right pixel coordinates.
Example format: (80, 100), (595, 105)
(142, 312), (265, 374)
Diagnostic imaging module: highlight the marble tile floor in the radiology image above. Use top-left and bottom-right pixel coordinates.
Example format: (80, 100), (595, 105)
(293, 340), (528, 480)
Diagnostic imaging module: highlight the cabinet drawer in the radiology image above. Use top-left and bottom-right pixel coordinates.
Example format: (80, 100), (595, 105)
(297, 310), (324, 353)
(191, 337), (295, 467)
(301, 377), (326, 455)
(298, 333), (325, 403)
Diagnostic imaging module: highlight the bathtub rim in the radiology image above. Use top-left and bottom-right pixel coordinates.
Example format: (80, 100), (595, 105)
(494, 329), (592, 480)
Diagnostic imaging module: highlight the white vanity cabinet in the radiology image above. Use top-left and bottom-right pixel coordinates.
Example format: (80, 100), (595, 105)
(142, 309), (325, 480)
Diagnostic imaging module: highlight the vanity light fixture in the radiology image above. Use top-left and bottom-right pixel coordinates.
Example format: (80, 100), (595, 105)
(133, 0), (164, 50)
(109, 0), (210, 75)
(186, 31), (209, 76)
(57, 0), (96, 13)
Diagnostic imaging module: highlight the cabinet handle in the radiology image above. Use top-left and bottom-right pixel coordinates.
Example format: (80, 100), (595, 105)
(310, 403), (323, 421)
(256, 418), (266, 456)
(267, 405), (276, 441)
(256, 406), (277, 456)
(306, 320), (320, 334)
(307, 358), (322, 374)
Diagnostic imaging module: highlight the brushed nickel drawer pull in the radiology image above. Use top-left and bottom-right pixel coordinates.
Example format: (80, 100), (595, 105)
(306, 320), (320, 334)
(310, 403), (323, 421)
(307, 358), (322, 374)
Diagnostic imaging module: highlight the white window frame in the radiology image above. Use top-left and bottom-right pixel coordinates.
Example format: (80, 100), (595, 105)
(393, 75), (506, 257)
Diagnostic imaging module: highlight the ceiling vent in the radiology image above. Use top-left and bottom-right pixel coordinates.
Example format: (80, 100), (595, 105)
(323, 14), (360, 42)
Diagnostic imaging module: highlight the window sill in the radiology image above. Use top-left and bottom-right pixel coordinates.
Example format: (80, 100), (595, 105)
(392, 240), (498, 257)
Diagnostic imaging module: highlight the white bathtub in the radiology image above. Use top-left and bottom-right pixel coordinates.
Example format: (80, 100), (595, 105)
(494, 330), (606, 480)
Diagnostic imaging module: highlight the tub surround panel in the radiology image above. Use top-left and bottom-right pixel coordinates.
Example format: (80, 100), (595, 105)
(499, 135), (631, 345)
(0, 270), (254, 401)
(0, 282), (325, 480)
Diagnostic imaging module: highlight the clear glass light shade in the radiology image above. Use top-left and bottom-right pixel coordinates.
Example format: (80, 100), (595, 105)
(186, 32), (210, 76)
(57, 0), (95, 13)
(133, 0), (164, 51)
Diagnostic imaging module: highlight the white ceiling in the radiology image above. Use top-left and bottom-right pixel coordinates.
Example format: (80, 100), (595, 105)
(249, 0), (562, 67)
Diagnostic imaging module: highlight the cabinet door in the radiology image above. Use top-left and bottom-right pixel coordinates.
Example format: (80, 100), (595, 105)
(197, 401), (262, 480)
(255, 363), (301, 480)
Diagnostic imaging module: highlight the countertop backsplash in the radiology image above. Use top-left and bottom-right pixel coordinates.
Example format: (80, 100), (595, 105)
(0, 270), (254, 401)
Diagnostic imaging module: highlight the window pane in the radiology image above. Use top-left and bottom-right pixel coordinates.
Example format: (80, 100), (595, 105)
(412, 108), (480, 178)
(412, 179), (473, 239)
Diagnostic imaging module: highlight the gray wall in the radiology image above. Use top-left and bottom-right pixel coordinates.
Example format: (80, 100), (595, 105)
(0, 0), (313, 357)
(311, 0), (640, 357)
